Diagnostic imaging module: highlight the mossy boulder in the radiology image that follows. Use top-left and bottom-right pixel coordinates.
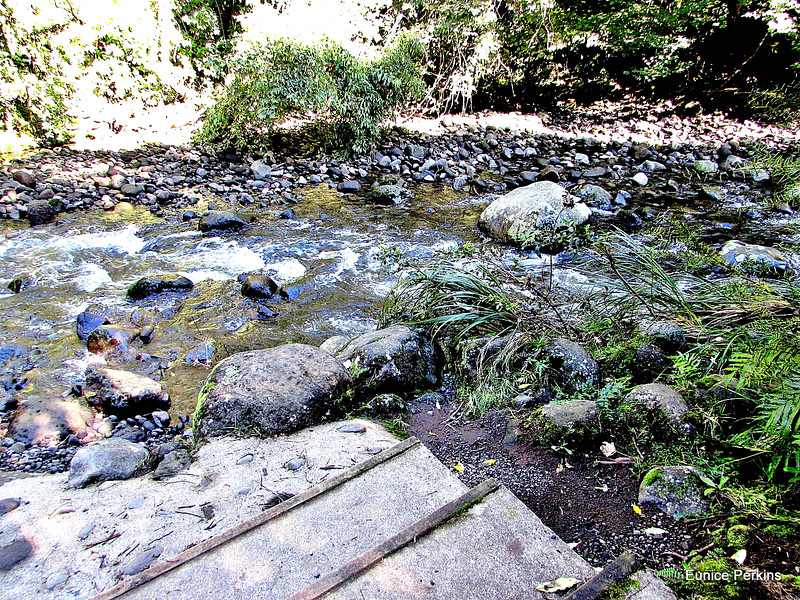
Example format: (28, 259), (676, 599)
(622, 383), (690, 426)
(323, 325), (439, 399)
(545, 338), (599, 393)
(527, 399), (598, 447)
(638, 465), (709, 519)
(127, 274), (194, 299)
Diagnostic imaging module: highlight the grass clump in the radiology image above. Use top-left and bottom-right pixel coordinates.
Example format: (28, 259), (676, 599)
(196, 37), (423, 155)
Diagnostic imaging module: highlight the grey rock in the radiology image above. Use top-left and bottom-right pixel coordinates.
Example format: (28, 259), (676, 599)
(638, 465), (709, 519)
(623, 383), (689, 424)
(77, 523), (95, 540)
(0, 498), (20, 515)
(199, 210), (247, 232)
(76, 311), (110, 342)
(639, 320), (686, 353)
(241, 274), (279, 299)
(337, 422), (367, 434)
(127, 274), (194, 299)
(85, 367), (169, 417)
(26, 199), (55, 226)
(319, 335), (350, 356)
(478, 182), (591, 245)
(45, 569), (70, 590)
(122, 545), (163, 576)
(545, 338), (599, 393)
(571, 184), (613, 209)
(196, 344), (352, 439)
(360, 393), (406, 417)
(370, 184), (412, 205)
(120, 183), (143, 196)
(285, 457), (305, 471)
(694, 159), (719, 174)
(186, 342), (216, 364)
(700, 186), (725, 201)
(250, 160), (271, 180)
(0, 538), (32, 572)
(541, 399), (598, 429)
(330, 325), (439, 398)
(633, 344), (669, 383)
(720, 240), (786, 272)
(337, 180), (361, 193)
(153, 449), (191, 480)
(632, 172), (649, 186)
(12, 169), (35, 187)
(67, 439), (151, 488)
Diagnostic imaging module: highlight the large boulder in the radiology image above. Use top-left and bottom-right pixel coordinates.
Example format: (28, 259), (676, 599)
(323, 325), (439, 398)
(127, 274), (194, 299)
(26, 199), (55, 226)
(67, 439), (151, 488)
(7, 399), (93, 445)
(195, 344), (352, 439)
(545, 338), (599, 393)
(528, 399), (598, 447)
(241, 274), (279, 300)
(622, 383), (690, 424)
(84, 367), (170, 417)
(478, 182), (591, 245)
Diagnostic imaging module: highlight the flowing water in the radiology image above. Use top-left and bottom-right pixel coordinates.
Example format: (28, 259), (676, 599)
(0, 184), (504, 415)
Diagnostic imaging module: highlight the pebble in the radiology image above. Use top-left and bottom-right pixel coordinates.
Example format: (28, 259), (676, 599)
(0, 497), (21, 515)
(284, 458), (306, 471)
(122, 545), (163, 576)
(236, 454), (254, 465)
(45, 569), (70, 590)
(337, 423), (366, 434)
(632, 172), (648, 186)
(128, 496), (145, 509)
(77, 523), (96, 540)
(0, 538), (33, 572)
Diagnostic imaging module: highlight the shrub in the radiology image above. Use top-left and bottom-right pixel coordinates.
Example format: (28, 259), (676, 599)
(195, 37), (423, 155)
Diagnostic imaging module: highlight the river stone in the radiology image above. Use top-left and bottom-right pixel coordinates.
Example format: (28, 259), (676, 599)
(76, 311), (111, 342)
(370, 185), (412, 205)
(250, 160), (271, 179)
(86, 325), (140, 356)
(720, 240), (787, 272)
(122, 545), (163, 576)
(67, 438), (151, 488)
(329, 325), (439, 398)
(120, 183), (143, 196)
(127, 274), (195, 299)
(241, 274), (279, 299)
(199, 210), (247, 232)
(153, 449), (191, 480)
(694, 159), (719, 174)
(478, 182), (591, 245)
(638, 465), (709, 519)
(7, 274), (34, 293)
(337, 180), (362, 193)
(195, 344), (352, 439)
(0, 498), (20, 516)
(84, 367), (170, 417)
(12, 169), (35, 187)
(8, 399), (93, 445)
(545, 338), (599, 393)
(0, 538), (32, 572)
(639, 320), (686, 353)
(623, 383), (689, 424)
(26, 199), (55, 226)
(541, 399), (598, 428)
(571, 184), (613, 209)
(186, 341), (216, 364)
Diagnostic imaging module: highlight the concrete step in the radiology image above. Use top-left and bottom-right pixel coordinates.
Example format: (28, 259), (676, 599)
(97, 437), (675, 600)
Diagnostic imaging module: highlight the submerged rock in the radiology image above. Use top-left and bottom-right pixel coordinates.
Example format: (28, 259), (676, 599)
(370, 184), (412, 205)
(76, 311), (111, 342)
(86, 325), (140, 357)
(478, 182), (591, 246)
(127, 274), (194, 299)
(241, 274), (279, 299)
(326, 325), (439, 398)
(195, 344), (352, 439)
(67, 438), (151, 488)
(84, 367), (170, 417)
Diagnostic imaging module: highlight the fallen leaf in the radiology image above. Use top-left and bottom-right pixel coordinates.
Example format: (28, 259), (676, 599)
(565, 460), (574, 469)
(535, 577), (581, 593)
(732, 549), (747, 565)
(452, 463), (464, 473)
(632, 504), (643, 515)
(482, 459), (497, 466)
(567, 542), (580, 550)
(556, 462), (564, 474)
(600, 441), (616, 457)
(594, 483), (609, 492)
(427, 431), (437, 437)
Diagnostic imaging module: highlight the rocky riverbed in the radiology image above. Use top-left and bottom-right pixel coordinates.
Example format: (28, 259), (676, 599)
(1, 101), (800, 597)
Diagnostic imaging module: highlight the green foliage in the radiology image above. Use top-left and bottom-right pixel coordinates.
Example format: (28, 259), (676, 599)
(172, 0), (252, 85)
(0, 0), (76, 145)
(196, 36), (423, 154)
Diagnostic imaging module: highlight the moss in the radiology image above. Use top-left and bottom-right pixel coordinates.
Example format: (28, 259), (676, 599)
(600, 576), (639, 599)
(726, 524), (752, 548)
(641, 468), (663, 488)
